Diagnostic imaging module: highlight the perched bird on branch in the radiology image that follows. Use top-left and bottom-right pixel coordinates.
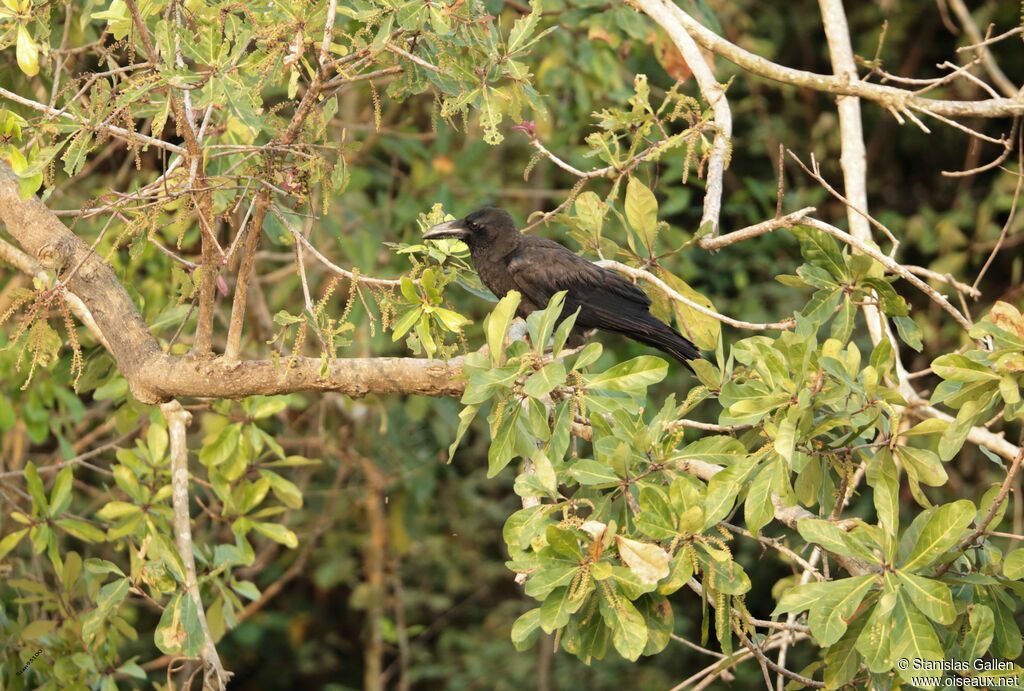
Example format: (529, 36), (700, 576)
(423, 207), (700, 363)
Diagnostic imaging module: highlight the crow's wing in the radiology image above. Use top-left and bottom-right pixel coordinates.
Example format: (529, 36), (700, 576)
(505, 237), (651, 319)
(505, 236), (700, 362)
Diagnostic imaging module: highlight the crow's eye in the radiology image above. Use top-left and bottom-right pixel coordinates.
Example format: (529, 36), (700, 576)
(467, 221), (480, 232)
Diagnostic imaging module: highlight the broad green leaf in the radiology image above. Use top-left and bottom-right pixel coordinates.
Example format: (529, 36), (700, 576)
(797, 519), (879, 563)
(744, 458), (779, 537)
(598, 588), (648, 661)
(895, 571), (955, 624)
(199, 424), (241, 467)
(702, 455), (757, 529)
(585, 356), (667, 393)
(526, 291), (567, 355)
(510, 608), (541, 651)
(523, 361), (567, 399)
(897, 445), (948, 487)
(893, 315), (923, 351)
(867, 449), (899, 543)
(656, 268), (721, 351)
(672, 436), (746, 466)
(524, 562), (578, 599)
(938, 398), (979, 460)
(824, 614), (867, 689)
(16, 24), (39, 76)
(931, 354), (1001, 382)
(625, 177), (658, 252)
(487, 407), (520, 478)
(0, 528), (28, 560)
(252, 522), (298, 549)
(892, 590), (944, 683)
(959, 604), (994, 661)
(24, 461), (48, 513)
(49, 466), (74, 516)
(55, 518), (106, 542)
(793, 226), (847, 280)
(540, 587), (573, 633)
(1004, 549), (1024, 580)
(806, 575), (877, 646)
(391, 307), (421, 341)
(899, 499), (974, 572)
(616, 536), (669, 585)
(486, 291), (521, 365)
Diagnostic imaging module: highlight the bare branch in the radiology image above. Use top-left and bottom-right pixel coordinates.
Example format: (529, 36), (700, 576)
(160, 400), (232, 690)
(633, 0), (732, 234)
(698, 207), (816, 251)
(596, 259), (795, 331)
(0, 86), (186, 156)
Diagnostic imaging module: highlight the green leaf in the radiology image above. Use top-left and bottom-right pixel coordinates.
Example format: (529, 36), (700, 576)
(672, 435), (746, 465)
(598, 588), (648, 661)
(585, 356), (667, 393)
(931, 354), (1001, 382)
(899, 499), (974, 572)
(824, 614), (867, 689)
(488, 407), (521, 478)
(448, 404), (480, 462)
(523, 361), (567, 399)
(892, 590), (944, 683)
(199, 424), (241, 468)
(259, 470), (303, 509)
(1003, 549), (1024, 580)
(616, 536), (670, 585)
(391, 307), (421, 341)
(793, 226), (847, 280)
(635, 486), (677, 540)
(0, 528), (28, 560)
(511, 608), (541, 651)
(24, 461), (48, 513)
(49, 466), (74, 516)
(624, 177), (658, 252)
(568, 459), (619, 486)
(526, 291), (567, 354)
(252, 522), (298, 549)
(868, 450), (901, 560)
(702, 455), (757, 529)
(893, 315), (923, 351)
(797, 519), (879, 563)
(938, 398), (980, 460)
(96, 501), (143, 521)
(656, 268), (721, 351)
(896, 445), (948, 488)
(895, 571), (955, 625)
(744, 458), (779, 537)
(806, 575), (877, 646)
(959, 604), (994, 661)
(55, 518), (106, 542)
(539, 587), (573, 633)
(486, 291), (521, 366)
(773, 411), (797, 462)
(524, 562), (578, 599)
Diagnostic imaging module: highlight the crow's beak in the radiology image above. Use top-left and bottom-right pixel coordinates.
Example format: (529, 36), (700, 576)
(423, 219), (469, 241)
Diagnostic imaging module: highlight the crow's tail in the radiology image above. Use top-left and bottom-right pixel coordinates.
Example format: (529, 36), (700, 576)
(630, 317), (701, 364)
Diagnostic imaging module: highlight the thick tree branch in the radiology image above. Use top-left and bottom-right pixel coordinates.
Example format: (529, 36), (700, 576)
(0, 162), (466, 403)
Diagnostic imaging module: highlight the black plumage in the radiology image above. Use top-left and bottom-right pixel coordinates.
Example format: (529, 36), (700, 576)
(423, 207), (701, 363)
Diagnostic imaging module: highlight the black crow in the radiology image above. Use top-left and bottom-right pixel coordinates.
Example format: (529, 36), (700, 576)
(423, 207), (700, 363)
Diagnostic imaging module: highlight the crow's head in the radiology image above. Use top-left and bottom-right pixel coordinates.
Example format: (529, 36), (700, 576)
(423, 207), (519, 251)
